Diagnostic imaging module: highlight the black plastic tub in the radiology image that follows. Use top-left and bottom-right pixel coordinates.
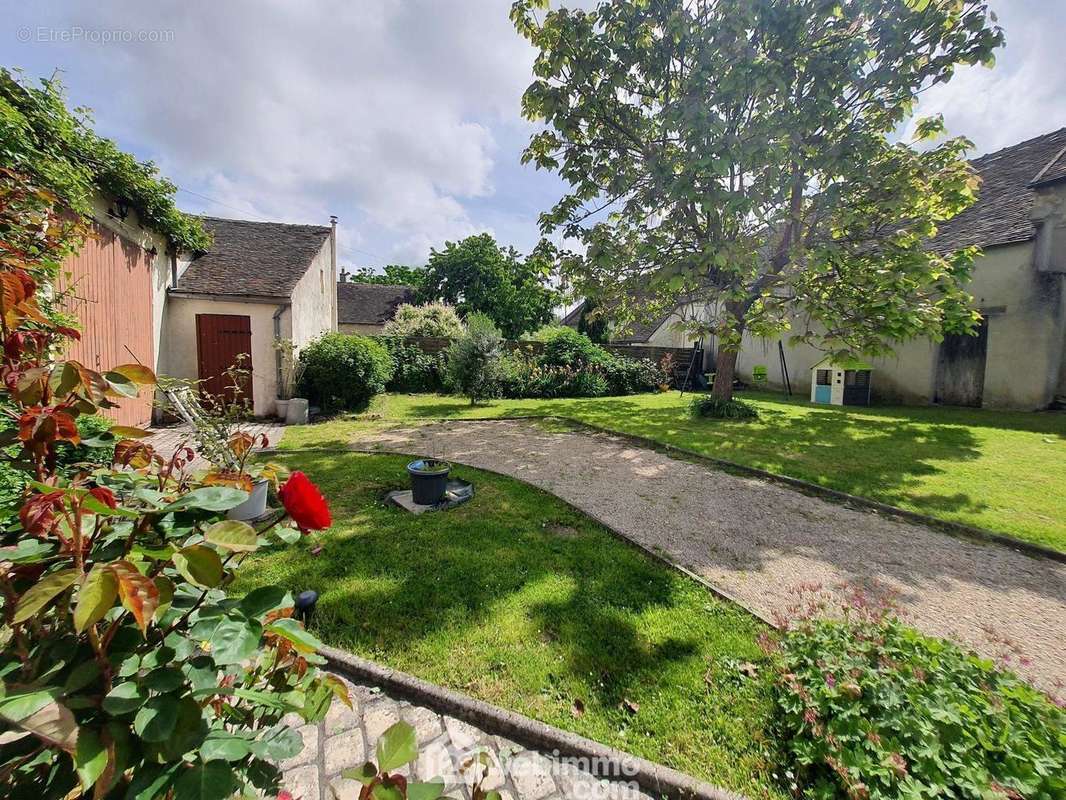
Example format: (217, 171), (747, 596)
(406, 459), (451, 505)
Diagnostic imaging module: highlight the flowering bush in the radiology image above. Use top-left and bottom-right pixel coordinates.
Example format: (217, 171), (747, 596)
(772, 584), (1064, 800)
(0, 168), (346, 798)
(383, 302), (464, 339)
(378, 336), (448, 394)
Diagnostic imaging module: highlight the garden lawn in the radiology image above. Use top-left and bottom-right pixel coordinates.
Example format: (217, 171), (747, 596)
(281, 391), (1066, 552)
(235, 451), (783, 799)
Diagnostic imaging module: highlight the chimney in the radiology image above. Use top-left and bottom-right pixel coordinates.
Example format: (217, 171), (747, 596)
(329, 215), (338, 331)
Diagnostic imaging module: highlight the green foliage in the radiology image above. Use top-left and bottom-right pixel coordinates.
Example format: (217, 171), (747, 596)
(378, 336), (448, 394)
(418, 233), (559, 338)
(445, 313), (506, 404)
(299, 333), (394, 411)
(538, 327), (609, 370)
(576, 299), (610, 344)
(344, 264), (427, 289)
(0, 168), (342, 798)
(383, 302), (464, 339)
(774, 587), (1064, 800)
(691, 394), (759, 420)
(513, 0), (1004, 399)
(0, 69), (209, 251)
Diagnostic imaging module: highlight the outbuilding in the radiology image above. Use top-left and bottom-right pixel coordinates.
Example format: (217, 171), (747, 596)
(810, 356), (873, 407)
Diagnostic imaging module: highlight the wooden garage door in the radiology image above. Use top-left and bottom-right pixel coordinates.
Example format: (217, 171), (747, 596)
(195, 314), (253, 410)
(58, 221), (156, 427)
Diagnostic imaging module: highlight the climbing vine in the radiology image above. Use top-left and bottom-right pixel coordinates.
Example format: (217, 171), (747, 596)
(0, 68), (210, 252)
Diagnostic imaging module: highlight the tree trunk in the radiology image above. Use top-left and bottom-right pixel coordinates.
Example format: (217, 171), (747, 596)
(711, 348), (738, 401)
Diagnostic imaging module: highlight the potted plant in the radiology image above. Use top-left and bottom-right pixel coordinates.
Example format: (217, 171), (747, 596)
(274, 337), (306, 422)
(406, 458), (451, 505)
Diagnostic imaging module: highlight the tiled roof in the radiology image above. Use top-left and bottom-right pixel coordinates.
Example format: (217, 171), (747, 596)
(174, 216), (330, 298)
(933, 127), (1066, 252)
(337, 282), (415, 326)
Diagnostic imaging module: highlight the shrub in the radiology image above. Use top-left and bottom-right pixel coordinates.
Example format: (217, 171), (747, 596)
(538, 326), (609, 370)
(0, 168), (343, 798)
(601, 356), (667, 395)
(299, 333), (394, 411)
(773, 585), (1065, 800)
(691, 394), (759, 419)
(379, 336), (448, 394)
(445, 313), (506, 404)
(525, 323), (573, 342)
(383, 302), (464, 339)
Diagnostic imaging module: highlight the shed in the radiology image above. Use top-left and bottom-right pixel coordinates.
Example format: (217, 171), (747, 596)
(810, 356), (873, 406)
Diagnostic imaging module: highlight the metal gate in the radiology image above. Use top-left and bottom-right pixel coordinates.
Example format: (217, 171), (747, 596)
(195, 314), (253, 409)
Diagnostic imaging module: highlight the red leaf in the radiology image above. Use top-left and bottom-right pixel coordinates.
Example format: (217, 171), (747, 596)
(110, 561), (159, 634)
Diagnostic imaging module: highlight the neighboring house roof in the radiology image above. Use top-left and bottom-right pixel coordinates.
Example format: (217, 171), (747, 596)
(174, 216), (331, 299)
(560, 301), (586, 328)
(337, 282), (414, 326)
(933, 126), (1066, 252)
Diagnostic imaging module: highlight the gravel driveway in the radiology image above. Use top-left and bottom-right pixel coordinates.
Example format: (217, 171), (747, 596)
(354, 419), (1065, 691)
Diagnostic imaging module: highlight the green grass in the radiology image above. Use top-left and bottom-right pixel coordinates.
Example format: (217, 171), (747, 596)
(236, 451), (783, 798)
(280, 391), (1066, 552)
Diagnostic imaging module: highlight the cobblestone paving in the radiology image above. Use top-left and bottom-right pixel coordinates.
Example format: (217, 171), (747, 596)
(279, 674), (658, 800)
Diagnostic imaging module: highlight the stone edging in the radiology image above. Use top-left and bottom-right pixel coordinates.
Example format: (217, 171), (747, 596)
(367, 413), (1063, 565)
(324, 646), (748, 800)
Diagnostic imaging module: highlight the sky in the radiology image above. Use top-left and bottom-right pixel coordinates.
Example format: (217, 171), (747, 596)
(1, 0), (1064, 273)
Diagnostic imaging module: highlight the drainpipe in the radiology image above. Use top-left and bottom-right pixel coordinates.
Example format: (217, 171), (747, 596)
(273, 305), (286, 400)
(330, 215), (338, 331)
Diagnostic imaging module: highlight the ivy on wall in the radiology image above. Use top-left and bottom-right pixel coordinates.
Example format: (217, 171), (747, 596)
(0, 67), (210, 252)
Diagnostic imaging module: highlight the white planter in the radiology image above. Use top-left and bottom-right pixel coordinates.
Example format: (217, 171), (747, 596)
(275, 398), (290, 420)
(285, 397), (309, 425)
(227, 479), (269, 521)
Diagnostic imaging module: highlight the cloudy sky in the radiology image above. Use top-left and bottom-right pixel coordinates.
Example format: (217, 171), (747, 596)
(2, 1), (1064, 271)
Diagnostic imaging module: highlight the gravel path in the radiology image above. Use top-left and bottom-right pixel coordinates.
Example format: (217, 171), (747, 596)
(354, 419), (1065, 691)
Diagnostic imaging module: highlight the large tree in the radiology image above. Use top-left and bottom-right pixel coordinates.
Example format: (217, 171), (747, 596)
(513, 0), (1003, 399)
(417, 233), (559, 338)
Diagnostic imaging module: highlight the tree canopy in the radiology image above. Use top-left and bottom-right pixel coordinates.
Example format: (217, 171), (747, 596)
(417, 233), (559, 338)
(513, 0), (1003, 398)
(342, 264), (427, 288)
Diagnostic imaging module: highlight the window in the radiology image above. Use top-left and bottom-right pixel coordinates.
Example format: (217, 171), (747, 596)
(816, 369), (831, 386)
(844, 370), (870, 387)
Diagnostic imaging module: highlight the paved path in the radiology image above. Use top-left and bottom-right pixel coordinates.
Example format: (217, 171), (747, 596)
(354, 419), (1066, 691)
(280, 672), (655, 800)
(144, 422), (286, 469)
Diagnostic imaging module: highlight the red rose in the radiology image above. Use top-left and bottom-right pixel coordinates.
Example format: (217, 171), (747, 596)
(278, 471), (331, 533)
(88, 486), (118, 510)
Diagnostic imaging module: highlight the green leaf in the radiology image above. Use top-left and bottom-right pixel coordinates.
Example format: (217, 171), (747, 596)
(376, 721), (418, 772)
(0, 688), (55, 723)
(200, 730), (252, 762)
(248, 724), (303, 761)
(266, 617), (323, 654)
(125, 763), (181, 800)
(144, 667), (184, 692)
(203, 519), (258, 552)
(342, 762), (379, 785)
(8, 697), (79, 753)
(302, 680), (333, 724)
(102, 682), (147, 715)
(134, 695), (180, 742)
(64, 660), (101, 694)
(209, 618), (262, 665)
(237, 586), (288, 619)
(74, 727), (108, 792)
(165, 486), (249, 512)
(0, 538), (54, 563)
(275, 525), (301, 544)
(173, 760), (236, 800)
(371, 783), (404, 800)
(173, 545), (224, 588)
(408, 781), (446, 800)
(13, 568), (79, 623)
(74, 564), (118, 632)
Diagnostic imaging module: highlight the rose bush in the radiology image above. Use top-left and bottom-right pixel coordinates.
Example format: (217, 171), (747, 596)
(0, 168), (348, 798)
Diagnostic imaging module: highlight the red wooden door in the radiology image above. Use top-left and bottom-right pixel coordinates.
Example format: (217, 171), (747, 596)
(195, 314), (253, 410)
(59, 221), (156, 427)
